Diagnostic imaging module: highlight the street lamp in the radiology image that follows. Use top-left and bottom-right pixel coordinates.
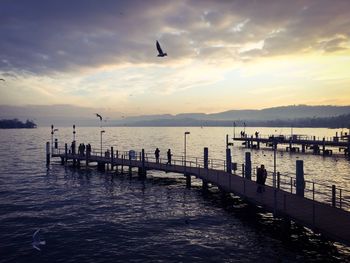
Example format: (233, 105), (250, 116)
(73, 124), (76, 142)
(273, 139), (277, 188)
(233, 121), (236, 139)
(100, 130), (105, 156)
(51, 124), (54, 153)
(184, 131), (190, 167)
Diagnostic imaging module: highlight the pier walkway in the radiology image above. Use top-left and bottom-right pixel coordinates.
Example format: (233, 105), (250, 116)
(233, 134), (350, 156)
(49, 144), (350, 246)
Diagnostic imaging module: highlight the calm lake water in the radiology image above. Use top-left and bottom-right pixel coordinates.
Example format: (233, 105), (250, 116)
(0, 127), (350, 262)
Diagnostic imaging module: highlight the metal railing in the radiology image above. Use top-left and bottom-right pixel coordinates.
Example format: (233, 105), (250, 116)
(52, 145), (350, 212)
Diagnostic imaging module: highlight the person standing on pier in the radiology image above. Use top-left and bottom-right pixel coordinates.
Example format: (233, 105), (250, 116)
(155, 148), (160, 163)
(166, 149), (172, 165)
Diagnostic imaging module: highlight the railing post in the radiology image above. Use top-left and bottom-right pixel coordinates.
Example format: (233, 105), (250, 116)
(65, 143), (68, 163)
(226, 148), (232, 173)
(46, 142), (50, 165)
(242, 164), (245, 177)
(312, 181), (315, 226)
(340, 189), (342, 209)
(202, 147), (209, 190)
(111, 147), (114, 169)
(204, 147), (208, 169)
(277, 172), (280, 189)
(245, 152), (251, 180)
(141, 149), (146, 178)
(296, 160), (304, 197)
(332, 185), (336, 207)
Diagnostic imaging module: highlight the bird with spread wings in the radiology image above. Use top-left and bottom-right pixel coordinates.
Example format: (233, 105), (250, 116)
(156, 41), (167, 57)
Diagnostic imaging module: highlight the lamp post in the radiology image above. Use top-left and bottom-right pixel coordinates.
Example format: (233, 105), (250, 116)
(100, 130), (105, 156)
(273, 139), (277, 188)
(233, 121), (236, 139)
(73, 124), (76, 142)
(51, 124), (54, 153)
(184, 131), (190, 167)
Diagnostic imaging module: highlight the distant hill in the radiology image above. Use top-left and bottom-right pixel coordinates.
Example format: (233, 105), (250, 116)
(112, 114), (350, 128)
(113, 105), (350, 127)
(0, 119), (37, 129)
(0, 104), (349, 127)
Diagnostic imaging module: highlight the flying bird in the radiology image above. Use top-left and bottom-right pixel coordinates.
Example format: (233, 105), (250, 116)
(32, 229), (46, 251)
(156, 41), (167, 57)
(0, 78), (5, 81)
(95, 113), (103, 121)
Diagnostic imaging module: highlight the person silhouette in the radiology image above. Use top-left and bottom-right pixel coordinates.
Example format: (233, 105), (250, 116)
(166, 149), (172, 165)
(155, 148), (160, 163)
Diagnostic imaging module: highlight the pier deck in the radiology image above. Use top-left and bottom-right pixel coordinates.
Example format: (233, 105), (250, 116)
(51, 148), (350, 246)
(233, 134), (350, 156)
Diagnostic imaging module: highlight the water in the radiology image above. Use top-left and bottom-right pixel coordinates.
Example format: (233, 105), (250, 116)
(0, 127), (350, 262)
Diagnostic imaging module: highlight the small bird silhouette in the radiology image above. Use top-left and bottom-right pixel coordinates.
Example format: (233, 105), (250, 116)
(0, 78), (5, 81)
(156, 41), (167, 57)
(95, 113), (102, 121)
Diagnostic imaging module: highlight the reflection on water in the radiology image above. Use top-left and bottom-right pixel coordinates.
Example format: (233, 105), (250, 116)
(0, 127), (349, 262)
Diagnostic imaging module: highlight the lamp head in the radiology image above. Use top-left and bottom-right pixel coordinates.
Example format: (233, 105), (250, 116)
(185, 132), (190, 135)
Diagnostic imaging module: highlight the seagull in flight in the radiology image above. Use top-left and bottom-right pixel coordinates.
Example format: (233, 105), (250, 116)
(32, 229), (46, 251)
(95, 113), (103, 121)
(0, 78), (5, 81)
(156, 41), (167, 57)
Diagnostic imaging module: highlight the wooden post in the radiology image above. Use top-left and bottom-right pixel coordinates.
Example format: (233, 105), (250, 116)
(332, 185), (336, 207)
(140, 149), (146, 178)
(202, 147), (209, 190)
(302, 144), (305, 153)
(110, 147), (114, 170)
(65, 143), (68, 163)
(242, 164), (245, 177)
(322, 137), (326, 156)
(186, 174), (191, 188)
(226, 148), (232, 173)
(245, 152), (251, 180)
(204, 147), (208, 169)
(296, 160), (304, 197)
(277, 172), (280, 189)
(46, 142), (50, 165)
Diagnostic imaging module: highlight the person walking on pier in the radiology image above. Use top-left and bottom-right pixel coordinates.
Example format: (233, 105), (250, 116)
(166, 149), (172, 165)
(256, 164), (267, 193)
(155, 148), (160, 163)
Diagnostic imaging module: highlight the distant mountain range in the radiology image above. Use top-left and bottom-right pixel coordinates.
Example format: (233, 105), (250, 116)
(111, 105), (350, 127)
(0, 104), (349, 127)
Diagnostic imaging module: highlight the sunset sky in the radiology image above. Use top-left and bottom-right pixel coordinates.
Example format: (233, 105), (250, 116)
(1, 0), (350, 117)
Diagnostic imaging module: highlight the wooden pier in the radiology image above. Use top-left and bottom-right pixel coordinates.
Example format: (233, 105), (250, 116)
(48, 142), (350, 246)
(233, 133), (350, 156)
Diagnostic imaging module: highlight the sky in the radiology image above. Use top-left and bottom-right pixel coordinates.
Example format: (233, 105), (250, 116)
(1, 0), (350, 118)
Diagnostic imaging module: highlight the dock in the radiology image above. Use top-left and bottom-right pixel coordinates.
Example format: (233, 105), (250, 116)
(48, 141), (350, 246)
(233, 133), (350, 156)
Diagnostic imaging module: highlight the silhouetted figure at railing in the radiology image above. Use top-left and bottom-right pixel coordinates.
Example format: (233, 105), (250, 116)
(155, 148), (160, 163)
(166, 149), (172, 165)
(257, 164), (267, 193)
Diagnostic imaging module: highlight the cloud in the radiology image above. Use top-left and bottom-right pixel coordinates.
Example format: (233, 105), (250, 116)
(0, 0), (349, 75)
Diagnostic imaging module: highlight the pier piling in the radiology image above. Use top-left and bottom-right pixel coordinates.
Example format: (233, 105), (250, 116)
(46, 142), (50, 165)
(202, 147), (209, 190)
(226, 148), (232, 173)
(296, 160), (304, 197)
(245, 152), (251, 180)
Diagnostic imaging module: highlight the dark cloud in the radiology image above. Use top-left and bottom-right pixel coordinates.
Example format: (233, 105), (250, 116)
(0, 0), (349, 75)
